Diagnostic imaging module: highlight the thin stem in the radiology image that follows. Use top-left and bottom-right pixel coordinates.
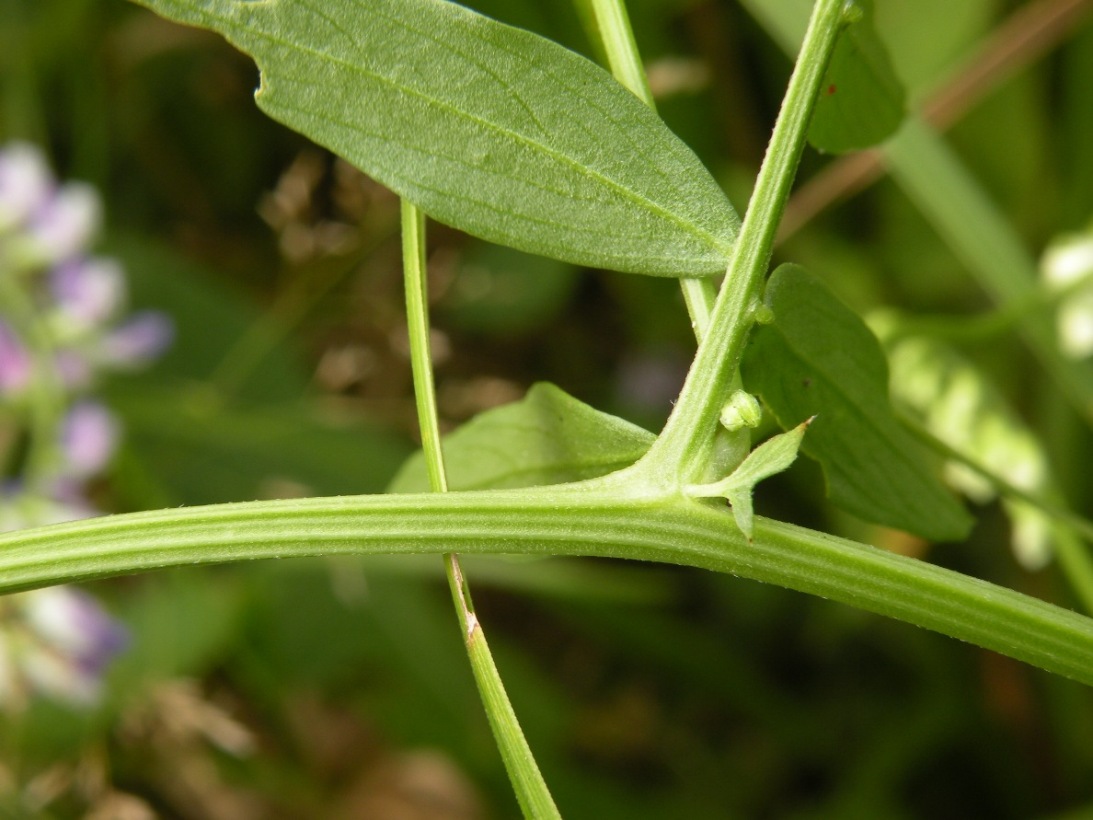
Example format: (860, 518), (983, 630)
(0, 266), (65, 503)
(643, 0), (849, 482)
(400, 201), (561, 820)
(401, 202), (447, 494)
(584, 0), (718, 339)
(584, 0), (655, 107)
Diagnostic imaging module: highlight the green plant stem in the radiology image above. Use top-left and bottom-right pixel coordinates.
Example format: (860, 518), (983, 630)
(582, 0), (718, 338)
(583, 0), (749, 485)
(644, 0), (849, 482)
(1, 482), (1092, 685)
(401, 202), (447, 494)
(400, 201), (561, 820)
(0, 267), (64, 503)
(583, 0), (654, 108)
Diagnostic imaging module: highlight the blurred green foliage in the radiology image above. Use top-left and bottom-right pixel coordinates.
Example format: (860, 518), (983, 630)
(1, 0), (1092, 817)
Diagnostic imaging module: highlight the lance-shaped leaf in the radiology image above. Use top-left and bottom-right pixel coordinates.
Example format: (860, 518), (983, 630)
(133, 0), (740, 276)
(389, 382), (654, 492)
(741, 265), (972, 541)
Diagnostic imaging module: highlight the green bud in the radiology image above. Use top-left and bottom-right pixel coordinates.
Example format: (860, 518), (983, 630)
(720, 390), (762, 432)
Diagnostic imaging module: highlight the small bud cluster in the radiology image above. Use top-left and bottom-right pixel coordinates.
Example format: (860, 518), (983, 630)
(0, 142), (172, 708)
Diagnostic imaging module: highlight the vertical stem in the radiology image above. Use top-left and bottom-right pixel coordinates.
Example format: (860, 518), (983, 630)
(401, 204), (447, 494)
(641, 0), (850, 483)
(400, 201), (561, 820)
(0, 269), (65, 504)
(585, 0), (718, 339)
(584, 0), (655, 106)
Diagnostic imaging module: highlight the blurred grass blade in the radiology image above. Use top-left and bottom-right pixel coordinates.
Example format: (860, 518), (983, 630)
(883, 119), (1093, 422)
(131, 0), (740, 276)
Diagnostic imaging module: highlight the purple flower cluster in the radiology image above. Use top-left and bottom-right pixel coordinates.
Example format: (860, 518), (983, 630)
(0, 143), (172, 392)
(0, 587), (130, 706)
(0, 142), (171, 708)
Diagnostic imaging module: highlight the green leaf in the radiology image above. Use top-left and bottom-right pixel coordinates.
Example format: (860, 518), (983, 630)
(389, 382), (654, 492)
(741, 264), (972, 541)
(109, 386), (413, 504)
(132, 0), (739, 276)
(440, 241), (579, 336)
(721, 418), (810, 492)
(807, 0), (905, 153)
(689, 419), (811, 540)
(107, 571), (246, 697)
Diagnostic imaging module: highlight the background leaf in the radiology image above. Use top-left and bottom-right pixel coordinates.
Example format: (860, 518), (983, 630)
(110, 387), (413, 505)
(389, 382), (653, 492)
(741, 264), (972, 541)
(130, 0), (740, 276)
(439, 241), (580, 336)
(807, 0), (905, 153)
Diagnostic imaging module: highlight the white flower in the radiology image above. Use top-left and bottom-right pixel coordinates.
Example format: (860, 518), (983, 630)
(1042, 230), (1093, 359)
(0, 142), (53, 231)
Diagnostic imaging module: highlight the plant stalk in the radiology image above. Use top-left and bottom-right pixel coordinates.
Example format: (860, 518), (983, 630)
(642, 0), (849, 483)
(0, 265), (65, 504)
(583, 0), (719, 339)
(1, 483), (1092, 686)
(400, 201), (561, 820)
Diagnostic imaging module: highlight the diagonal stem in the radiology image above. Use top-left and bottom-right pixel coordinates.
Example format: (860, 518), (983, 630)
(641, 0), (850, 484)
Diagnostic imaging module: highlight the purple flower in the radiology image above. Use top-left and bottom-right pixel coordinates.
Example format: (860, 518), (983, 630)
(60, 400), (119, 479)
(50, 257), (126, 331)
(19, 586), (129, 705)
(0, 142), (53, 231)
(0, 321), (31, 394)
(0, 143), (145, 710)
(25, 182), (101, 265)
(101, 311), (174, 367)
